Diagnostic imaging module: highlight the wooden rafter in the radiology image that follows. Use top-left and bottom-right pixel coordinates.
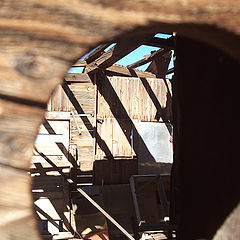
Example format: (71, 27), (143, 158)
(166, 67), (174, 75)
(64, 64), (156, 83)
(144, 36), (174, 49)
(146, 50), (172, 78)
(105, 64), (156, 78)
(84, 36), (151, 74)
(84, 43), (112, 63)
(127, 48), (170, 69)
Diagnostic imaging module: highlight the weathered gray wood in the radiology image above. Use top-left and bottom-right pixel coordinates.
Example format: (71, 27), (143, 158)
(64, 73), (92, 83)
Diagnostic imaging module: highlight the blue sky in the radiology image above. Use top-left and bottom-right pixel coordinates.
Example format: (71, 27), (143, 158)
(69, 33), (174, 78)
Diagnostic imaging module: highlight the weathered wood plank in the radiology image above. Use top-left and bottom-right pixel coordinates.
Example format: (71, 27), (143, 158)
(0, 99), (45, 169)
(106, 64), (156, 78)
(45, 112), (70, 120)
(64, 73), (92, 83)
(98, 76), (172, 122)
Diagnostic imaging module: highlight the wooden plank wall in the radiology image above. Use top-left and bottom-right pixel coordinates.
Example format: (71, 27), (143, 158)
(98, 77), (172, 121)
(44, 75), (171, 173)
(46, 81), (95, 171)
(69, 83), (95, 171)
(96, 76), (172, 160)
(32, 120), (70, 170)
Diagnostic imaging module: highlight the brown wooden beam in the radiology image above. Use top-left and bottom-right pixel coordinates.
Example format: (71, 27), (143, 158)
(105, 64), (156, 78)
(144, 36), (174, 49)
(146, 50), (172, 79)
(72, 59), (157, 78)
(65, 67), (156, 83)
(166, 67), (174, 75)
(64, 73), (92, 83)
(84, 36), (149, 74)
(127, 48), (170, 69)
(84, 43), (112, 63)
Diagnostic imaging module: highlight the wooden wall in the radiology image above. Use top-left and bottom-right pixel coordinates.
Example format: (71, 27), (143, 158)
(98, 76), (172, 122)
(46, 80), (96, 171)
(40, 74), (172, 173)
(96, 76), (172, 160)
(31, 74), (172, 237)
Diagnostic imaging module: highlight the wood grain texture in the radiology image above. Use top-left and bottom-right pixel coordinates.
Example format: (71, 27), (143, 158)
(98, 76), (172, 121)
(0, 0), (239, 239)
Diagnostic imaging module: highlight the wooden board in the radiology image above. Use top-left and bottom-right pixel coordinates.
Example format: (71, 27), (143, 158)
(32, 120), (70, 169)
(98, 76), (172, 122)
(96, 118), (135, 159)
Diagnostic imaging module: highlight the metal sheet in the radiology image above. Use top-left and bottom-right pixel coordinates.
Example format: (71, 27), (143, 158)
(137, 122), (173, 164)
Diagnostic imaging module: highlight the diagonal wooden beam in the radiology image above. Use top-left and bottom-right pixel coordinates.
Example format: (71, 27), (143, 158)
(127, 48), (170, 69)
(84, 43), (112, 63)
(70, 61), (156, 78)
(84, 36), (150, 74)
(146, 50), (172, 79)
(144, 36), (174, 49)
(166, 67), (174, 75)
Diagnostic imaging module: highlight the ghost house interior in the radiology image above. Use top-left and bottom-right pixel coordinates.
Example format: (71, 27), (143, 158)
(0, 2), (240, 240)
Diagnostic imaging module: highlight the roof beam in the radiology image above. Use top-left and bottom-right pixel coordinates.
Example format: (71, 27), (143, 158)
(144, 36), (174, 49)
(105, 64), (156, 78)
(146, 50), (172, 78)
(84, 43), (112, 63)
(69, 62), (156, 78)
(127, 48), (170, 69)
(166, 67), (174, 75)
(64, 67), (156, 83)
(84, 36), (148, 74)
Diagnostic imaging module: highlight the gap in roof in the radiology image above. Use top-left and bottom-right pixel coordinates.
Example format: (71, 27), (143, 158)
(155, 33), (172, 39)
(68, 33), (173, 73)
(68, 44), (115, 73)
(116, 33), (173, 71)
(116, 45), (160, 71)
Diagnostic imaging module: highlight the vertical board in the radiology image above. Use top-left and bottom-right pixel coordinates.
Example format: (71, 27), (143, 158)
(98, 76), (172, 122)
